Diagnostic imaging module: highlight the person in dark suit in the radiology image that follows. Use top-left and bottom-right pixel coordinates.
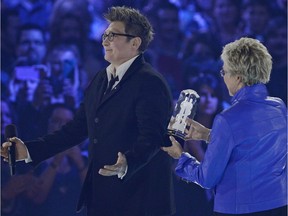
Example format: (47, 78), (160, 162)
(1, 6), (175, 216)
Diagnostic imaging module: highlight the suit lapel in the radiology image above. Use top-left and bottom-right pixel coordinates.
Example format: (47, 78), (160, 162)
(100, 82), (121, 103)
(98, 54), (145, 105)
(89, 72), (108, 110)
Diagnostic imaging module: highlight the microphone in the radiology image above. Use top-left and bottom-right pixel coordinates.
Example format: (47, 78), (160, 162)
(4, 124), (18, 176)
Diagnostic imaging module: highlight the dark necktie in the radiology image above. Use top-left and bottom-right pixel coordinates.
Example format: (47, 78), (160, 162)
(105, 75), (119, 95)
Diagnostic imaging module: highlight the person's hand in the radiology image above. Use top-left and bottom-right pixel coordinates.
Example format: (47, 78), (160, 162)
(62, 79), (78, 107)
(185, 119), (211, 142)
(162, 136), (183, 159)
(98, 152), (127, 177)
(2, 173), (34, 200)
(1, 137), (28, 161)
(33, 79), (53, 108)
(62, 79), (77, 97)
(25, 174), (42, 199)
(65, 146), (86, 171)
(65, 146), (82, 162)
(50, 152), (65, 168)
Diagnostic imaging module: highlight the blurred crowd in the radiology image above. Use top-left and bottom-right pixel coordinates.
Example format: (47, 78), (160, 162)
(1, 0), (287, 215)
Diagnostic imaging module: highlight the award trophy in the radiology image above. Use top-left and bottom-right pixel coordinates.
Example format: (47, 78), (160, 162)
(167, 89), (200, 140)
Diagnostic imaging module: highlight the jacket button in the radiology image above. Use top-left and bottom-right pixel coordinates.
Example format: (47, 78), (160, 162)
(93, 138), (98, 144)
(94, 118), (99, 123)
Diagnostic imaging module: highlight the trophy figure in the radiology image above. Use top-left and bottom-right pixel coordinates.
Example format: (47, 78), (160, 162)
(167, 89), (200, 140)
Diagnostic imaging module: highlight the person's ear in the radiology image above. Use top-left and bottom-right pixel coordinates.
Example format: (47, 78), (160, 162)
(132, 37), (142, 49)
(236, 75), (244, 84)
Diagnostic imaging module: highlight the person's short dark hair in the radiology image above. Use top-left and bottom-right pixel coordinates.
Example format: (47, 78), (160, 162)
(189, 73), (224, 114)
(50, 12), (87, 42)
(191, 74), (223, 99)
(46, 103), (75, 118)
(16, 23), (46, 44)
(156, 2), (180, 25)
(157, 1), (179, 13)
(45, 44), (81, 64)
(1, 8), (19, 32)
(104, 6), (154, 52)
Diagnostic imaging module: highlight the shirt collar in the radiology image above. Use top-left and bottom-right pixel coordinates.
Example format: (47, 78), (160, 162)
(231, 84), (268, 104)
(106, 55), (139, 82)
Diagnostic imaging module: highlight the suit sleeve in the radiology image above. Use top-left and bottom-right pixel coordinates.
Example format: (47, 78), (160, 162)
(25, 103), (88, 166)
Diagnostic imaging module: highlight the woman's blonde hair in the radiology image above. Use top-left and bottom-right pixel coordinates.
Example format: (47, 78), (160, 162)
(221, 37), (272, 85)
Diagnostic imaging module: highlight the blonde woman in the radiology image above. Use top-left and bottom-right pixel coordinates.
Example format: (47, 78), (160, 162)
(163, 37), (287, 215)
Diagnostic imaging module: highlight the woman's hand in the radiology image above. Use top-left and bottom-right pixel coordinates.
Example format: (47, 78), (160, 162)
(162, 136), (184, 159)
(185, 119), (211, 142)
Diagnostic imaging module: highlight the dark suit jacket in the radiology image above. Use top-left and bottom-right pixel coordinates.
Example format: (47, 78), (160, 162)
(26, 54), (175, 216)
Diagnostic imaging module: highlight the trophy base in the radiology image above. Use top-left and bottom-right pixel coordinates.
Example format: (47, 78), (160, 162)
(167, 129), (186, 140)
